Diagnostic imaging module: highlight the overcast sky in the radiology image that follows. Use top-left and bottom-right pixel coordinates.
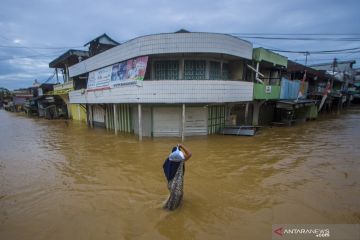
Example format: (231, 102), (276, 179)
(1, 0), (359, 90)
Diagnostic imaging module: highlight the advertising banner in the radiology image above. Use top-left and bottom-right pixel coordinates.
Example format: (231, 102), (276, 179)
(110, 56), (148, 88)
(87, 66), (112, 91)
(87, 56), (148, 91)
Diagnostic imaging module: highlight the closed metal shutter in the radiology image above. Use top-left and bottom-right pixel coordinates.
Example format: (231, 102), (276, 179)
(153, 107), (181, 137)
(92, 105), (105, 124)
(132, 106), (152, 137)
(185, 107), (207, 135)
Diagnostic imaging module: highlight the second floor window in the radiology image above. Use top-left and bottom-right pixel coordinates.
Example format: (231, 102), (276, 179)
(222, 63), (229, 80)
(184, 60), (206, 80)
(154, 61), (179, 80)
(209, 61), (221, 80)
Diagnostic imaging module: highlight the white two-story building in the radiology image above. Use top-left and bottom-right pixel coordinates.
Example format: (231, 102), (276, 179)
(68, 31), (254, 139)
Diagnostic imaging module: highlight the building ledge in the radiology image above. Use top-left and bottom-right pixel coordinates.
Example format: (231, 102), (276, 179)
(69, 80), (254, 104)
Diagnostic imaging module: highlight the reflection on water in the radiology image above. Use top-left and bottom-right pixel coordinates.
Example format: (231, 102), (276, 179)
(0, 108), (360, 239)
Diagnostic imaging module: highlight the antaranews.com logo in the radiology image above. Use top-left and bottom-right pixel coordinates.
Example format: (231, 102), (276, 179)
(272, 224), (359, 240)
(273, 226), (330, 238)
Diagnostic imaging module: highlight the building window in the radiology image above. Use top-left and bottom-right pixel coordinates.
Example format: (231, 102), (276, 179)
(222, 63), (229, 80)
(209, 61), (221, 80)
(154, 61), (179, 80)
(184, 60), (206, 80)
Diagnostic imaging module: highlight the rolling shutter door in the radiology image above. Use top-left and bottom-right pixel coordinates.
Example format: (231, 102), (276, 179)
(185, 107), (207, 135)
(153, 107), (181, 137)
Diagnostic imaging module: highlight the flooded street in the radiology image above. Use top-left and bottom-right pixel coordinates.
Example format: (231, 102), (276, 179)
(1, 108), (360, 240)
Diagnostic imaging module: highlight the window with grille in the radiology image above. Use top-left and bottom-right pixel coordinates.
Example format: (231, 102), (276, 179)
(209, 61), (221, 80)
(222, 63), (229, 80)
(184, 60), (206, 80)
(154, 61), (179, 80)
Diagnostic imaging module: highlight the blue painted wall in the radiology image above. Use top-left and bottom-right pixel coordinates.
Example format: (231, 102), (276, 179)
(280, 78), (308, 100)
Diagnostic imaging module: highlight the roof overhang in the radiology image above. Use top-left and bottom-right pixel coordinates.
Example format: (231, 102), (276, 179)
(253, 48), (288, 68)
(69, 32), (253, 77)
(49, 49), (89, 68)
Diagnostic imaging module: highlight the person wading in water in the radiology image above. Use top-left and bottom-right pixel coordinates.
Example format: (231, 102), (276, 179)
(163, 143), (192, 210)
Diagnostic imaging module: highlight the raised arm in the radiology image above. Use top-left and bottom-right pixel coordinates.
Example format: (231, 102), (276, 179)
(178, 143), (192, 161)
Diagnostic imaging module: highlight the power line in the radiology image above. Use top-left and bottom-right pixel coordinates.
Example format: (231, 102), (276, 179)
(232, 36), (360, 41)
(0, 45), (84, 50)
(42, 71), (56, 84)
(0, 34), (83, 60)
(0, 51), (65, 61)
(229, 33), (360, 36)
(264, 46), (360, 54)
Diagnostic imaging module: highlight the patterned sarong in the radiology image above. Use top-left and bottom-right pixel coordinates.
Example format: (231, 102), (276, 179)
(164, 161), (184, 210)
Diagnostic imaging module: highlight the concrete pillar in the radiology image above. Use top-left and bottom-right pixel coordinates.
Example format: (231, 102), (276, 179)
(88, 104), (90, 126)
(65, 64), (69, 82)
(181, 104), (186, 142)
(78, 104), (81, 121)
(225, 104), (231, 125)
(138, 103), (142, 141)
(252, 101), (264, 126)
(179, 58), (184, 79)
(150, 60), (154, 80)
(205, 61), (210, 79)
(337, 98), (342, 114)
(245, 102), (250, 125)
(89, 104), (93, 128)
(114, 104), (118, 135)
(105, 105), (109, 130)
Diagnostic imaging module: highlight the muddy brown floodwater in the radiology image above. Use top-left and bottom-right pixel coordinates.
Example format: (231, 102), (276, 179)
(0, 108), (360, 239)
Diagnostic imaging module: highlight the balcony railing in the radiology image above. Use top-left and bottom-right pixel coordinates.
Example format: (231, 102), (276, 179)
(53, 80), (74, 91)
(53, 80), (74, 95)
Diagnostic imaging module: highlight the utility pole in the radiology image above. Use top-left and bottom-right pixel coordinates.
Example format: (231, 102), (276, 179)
(331, 58), (337, 89)
(304, 52), (310, 67)
(332, 58), (337, 76)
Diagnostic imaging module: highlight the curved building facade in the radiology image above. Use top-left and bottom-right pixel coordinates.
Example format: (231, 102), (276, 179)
(69, 32), (252, 77)
(68, 32), (254, 138)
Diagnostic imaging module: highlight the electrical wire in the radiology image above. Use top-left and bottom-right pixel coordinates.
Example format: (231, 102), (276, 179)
(0, 45), (84, 49)
(264, 47), (360, 54)
(228, 33), (360, 36)
(42, 70), (56, 84)
(0, 51), (67, 61)
(232, 36), (360, 41)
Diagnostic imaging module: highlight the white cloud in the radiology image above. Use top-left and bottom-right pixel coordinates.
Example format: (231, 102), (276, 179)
(0, 0), (359, 89)
(13, 38), (22, 44)
(8, 57), (49, 71)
